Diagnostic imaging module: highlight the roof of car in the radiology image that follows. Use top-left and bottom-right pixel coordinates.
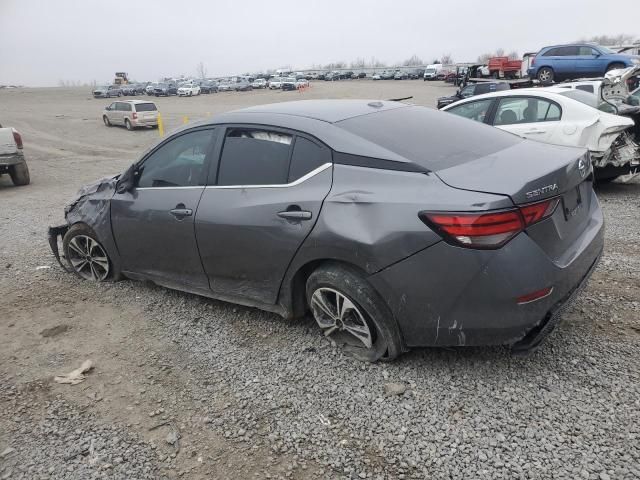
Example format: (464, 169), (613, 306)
(226, 99), (408, 123)
(119, 100), (156, 104)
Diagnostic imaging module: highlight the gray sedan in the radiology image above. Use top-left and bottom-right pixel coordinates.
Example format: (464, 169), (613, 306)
(48, 100), (603, 361)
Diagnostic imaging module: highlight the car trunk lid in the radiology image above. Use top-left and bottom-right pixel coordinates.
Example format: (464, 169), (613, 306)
(435, 139), (590, 204)
(435, 139), (595, 259)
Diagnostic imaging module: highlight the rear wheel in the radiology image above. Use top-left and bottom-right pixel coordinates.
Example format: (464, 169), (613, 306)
(125, 119), (133, 131)
(306, 264), (402, 362)
(9, 162), (30, 186)
(63, 224), (112, 282)
(537, 67), (554, 84)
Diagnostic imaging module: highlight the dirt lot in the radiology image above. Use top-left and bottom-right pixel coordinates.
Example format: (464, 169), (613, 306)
(1, 81), (639, 480)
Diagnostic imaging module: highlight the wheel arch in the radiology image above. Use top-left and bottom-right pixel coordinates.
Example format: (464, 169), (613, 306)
(278, 258), (372, 319)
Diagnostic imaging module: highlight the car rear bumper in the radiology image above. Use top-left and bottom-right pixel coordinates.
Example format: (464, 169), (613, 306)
(132, 118), (158, 127)
(0, 151), (25, 168)
(368, 199), (605, 350)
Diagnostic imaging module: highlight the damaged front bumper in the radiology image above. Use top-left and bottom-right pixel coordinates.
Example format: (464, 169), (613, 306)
(48, 224), (71, 272)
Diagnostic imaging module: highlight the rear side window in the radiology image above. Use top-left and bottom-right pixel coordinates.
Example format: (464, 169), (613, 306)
(135, 103), (157, 112)
(288, 137), (331, 182)
(217, 129), (293, 186)
(576, 85), (595, 93)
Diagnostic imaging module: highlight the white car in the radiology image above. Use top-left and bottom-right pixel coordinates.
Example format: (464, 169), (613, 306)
(177, 84), (201, 96)
(442, 88), (639, 181)
(295, 78), (309, 88)
(251, 78), (267, 89)
(268, 77), (283, 89)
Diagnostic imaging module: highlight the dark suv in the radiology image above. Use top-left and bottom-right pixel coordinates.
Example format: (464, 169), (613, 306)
(437, 82), (511, 109)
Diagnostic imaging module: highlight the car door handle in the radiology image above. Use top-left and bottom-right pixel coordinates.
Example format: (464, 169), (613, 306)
(169, 204), (193, 219)
(524, 129), (546, 134)
(277, 210), (312, 220)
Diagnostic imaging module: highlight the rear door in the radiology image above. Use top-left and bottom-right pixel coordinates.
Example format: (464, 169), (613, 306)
(491, 96), (563, 144)
(110, 128), (218, 290)
(543, 46), (577, 78)
(195, 126), (333, 305)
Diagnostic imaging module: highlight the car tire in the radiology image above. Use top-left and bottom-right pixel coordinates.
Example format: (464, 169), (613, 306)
(125, 119), (133, 131)
(62, 224), (114, 282)
(537, 67), (554, 84)
(9, 162), (30, 186)
(306, 263), (403, 362)
(606, 63), (626, 72)
(103, 115), (111, 127)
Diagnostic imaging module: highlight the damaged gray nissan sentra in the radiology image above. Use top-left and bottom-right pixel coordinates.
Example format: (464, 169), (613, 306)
(49, 99), (604, 361)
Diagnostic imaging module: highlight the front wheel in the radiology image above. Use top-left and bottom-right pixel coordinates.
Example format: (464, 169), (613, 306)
(9, 162), (30, 186)
(306, 264), (402, 362)
(62, 224), (113, 282)
(103, 115), (111, 127)
(537, 67), (554, 84)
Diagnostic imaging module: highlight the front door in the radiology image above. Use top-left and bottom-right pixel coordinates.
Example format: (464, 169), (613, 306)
(111, 127), (218, 291)
(195, 127), (333, 305)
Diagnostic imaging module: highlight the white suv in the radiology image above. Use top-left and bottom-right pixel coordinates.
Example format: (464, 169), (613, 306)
(177, 83), (201, 96)
(102, 100), (159, 131)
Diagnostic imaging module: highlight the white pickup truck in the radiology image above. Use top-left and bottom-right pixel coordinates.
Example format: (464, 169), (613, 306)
(0, 125), (29, 186)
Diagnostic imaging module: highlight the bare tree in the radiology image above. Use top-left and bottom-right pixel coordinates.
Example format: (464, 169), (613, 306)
(507, 50), (520, 60)
(477, 48), (509, 63)
(196, 61), (207, 79)
(440, 53), (454, 65)
(402, 54), (424, 66)
(580, 34), (637, 45)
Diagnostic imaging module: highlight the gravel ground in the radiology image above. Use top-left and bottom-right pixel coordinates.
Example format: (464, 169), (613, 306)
(1, 82), (639, 479)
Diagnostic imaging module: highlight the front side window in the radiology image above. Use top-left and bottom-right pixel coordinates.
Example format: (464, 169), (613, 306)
(578, 46), (598, 56)
(447, 99), (493, 123)
(138, 129), (214, 188)
(217, 129), (293, 186)
(493, 97), (562, 126)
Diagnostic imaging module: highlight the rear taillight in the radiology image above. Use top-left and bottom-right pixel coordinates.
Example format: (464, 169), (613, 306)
(420, 198), (559, 249)
(132, 112), (138, 119)
(531, 56), (536, 66)
(12, 129), (23, 149)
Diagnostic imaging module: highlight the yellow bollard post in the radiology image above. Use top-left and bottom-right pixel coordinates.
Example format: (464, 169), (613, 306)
(157, 113), (164, 137)
(183, 116), (189, 124)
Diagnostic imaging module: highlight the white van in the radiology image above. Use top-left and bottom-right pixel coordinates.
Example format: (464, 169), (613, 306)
(423, 64), (443, 81)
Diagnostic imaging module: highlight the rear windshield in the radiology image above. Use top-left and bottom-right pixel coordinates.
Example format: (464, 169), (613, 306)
(336, 106), (522, 171)
(135, 103), (157, 112)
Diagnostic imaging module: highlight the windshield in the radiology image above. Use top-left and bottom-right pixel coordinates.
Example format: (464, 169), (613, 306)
(283, 77), (295, 82)
(556, 89), (598, 108)
(598, 46), (615, 54)
(425, 68), (436, 73)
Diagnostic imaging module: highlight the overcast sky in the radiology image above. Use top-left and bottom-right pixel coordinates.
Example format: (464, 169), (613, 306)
(1, 0), (638, 86)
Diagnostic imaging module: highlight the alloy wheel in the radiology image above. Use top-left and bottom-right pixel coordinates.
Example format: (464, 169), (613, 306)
(67, 234), (110, 281)
(310, 288), (373, 349)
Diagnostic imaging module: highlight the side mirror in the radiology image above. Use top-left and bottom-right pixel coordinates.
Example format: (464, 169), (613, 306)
(116, 163), (138, 194)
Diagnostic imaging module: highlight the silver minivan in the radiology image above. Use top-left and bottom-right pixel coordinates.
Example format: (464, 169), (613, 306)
(102, 100), (158, 130)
